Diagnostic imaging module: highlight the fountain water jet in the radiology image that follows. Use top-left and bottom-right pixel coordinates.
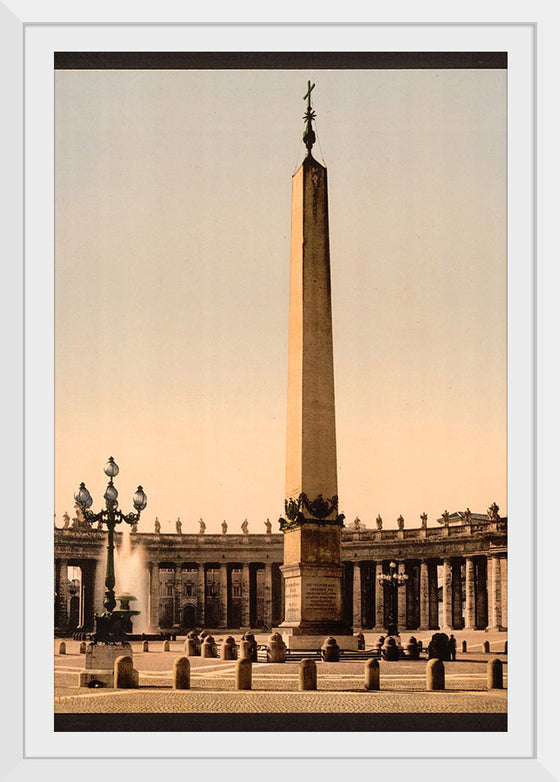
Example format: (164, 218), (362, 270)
(115, 525), (149, 633)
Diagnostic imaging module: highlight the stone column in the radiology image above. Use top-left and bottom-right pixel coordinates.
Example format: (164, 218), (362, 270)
(428, 561), (439, 629)
(353, 563), (362, 629)
(93, 557), (105, 618)
(149, 562), (160, 630)
(442, 559), (453, 630)
(219, 563), (229, 628)
(264, 562), (273, 629)
(464, 557), (476, 629)
(241, 563), (250, 628)
(397, 562), (407, 630)
(489, 555), (503, 629)
(500, 556), (508, 628)
(197, 563), (205, 627)
(419, 560), (430, 630)
(174, 564), (183, 625)
(451, 560), (463, 630)
(375, 563), (384, 629)
(55, 558), (69, 630)
(475, 557), (488, 629)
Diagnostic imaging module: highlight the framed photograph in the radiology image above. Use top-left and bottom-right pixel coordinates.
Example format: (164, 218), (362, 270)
(2, 5), (551, 779)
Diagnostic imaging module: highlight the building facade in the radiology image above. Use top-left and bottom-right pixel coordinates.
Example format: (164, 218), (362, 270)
(54, 516), (507, 635)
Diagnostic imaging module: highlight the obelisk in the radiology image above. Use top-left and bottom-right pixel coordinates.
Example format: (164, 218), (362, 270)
(279, 83), (353, 648)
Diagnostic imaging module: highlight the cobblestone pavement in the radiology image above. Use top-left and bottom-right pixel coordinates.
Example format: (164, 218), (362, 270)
(54, 640), (507, 714)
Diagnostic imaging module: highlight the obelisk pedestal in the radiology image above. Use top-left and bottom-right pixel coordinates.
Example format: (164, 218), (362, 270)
(278, 86), (354, 650)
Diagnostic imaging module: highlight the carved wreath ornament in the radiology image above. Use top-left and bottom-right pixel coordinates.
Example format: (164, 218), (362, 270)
(279, 492), (345, 530)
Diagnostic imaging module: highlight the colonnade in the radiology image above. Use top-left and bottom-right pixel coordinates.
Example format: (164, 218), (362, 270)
(349, 554), (507, 631)
(146, 561), (283, 631)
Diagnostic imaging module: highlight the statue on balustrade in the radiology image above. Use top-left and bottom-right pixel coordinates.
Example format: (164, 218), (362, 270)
(442, 510), (450, 526)
(376, 514), (383, 530)
(420, 512), (428, 529)
(241, 518), (249, 535)
(264, 518), (272, 534)
(154, 517), (161, 533)
(487, 502), (500, 521)
(176, 517), (182, 534)
(131, 522), (138, 533)
(222, 520), (228, 534)
(62, 511), (70, 529)
(463, 508), (472, 523)
(353, 517), (361, 531)
(397, 515), (404, 530)
(72, 503), (92, 530)
(199, 517), (206, 534)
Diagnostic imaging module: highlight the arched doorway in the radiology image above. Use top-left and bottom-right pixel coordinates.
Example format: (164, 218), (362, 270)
(182, 604), (196, 629)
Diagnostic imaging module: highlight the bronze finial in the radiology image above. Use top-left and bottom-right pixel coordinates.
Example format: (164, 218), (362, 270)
(302, 80), (316, 155)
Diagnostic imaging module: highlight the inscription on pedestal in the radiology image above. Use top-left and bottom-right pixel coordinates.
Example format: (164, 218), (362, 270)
(303, 582), (337, 612)
(284, 581), (300, 623)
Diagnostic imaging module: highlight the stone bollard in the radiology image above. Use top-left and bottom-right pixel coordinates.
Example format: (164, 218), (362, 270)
(299, 659), (317, 691)
(461, 640), (467, 653)
(267, 633), (287, 663)
(364, 658), (380, 691)
(487, 658), (504, 690)
(173, 657), (191, 689)
(220, 636), (237, 661)
(242, 632), (258, 662)
(382, 637), (400, 661)
(321, 636), (340, 662)
(235, 658), (252, 690)
(58, 641), (66, 655)
(142, 640), (149, 652)
(201, 634), (217, 658)
(504, 641), (508, 655)
(79, 641), (86, 654)
(185, 632), (200, 657)
(239, 639), (252, 661)
(114, 655), (139, 689)
(406, 637), (419, 660)
(483, 641), (490, 653)
(356, 632), (365, 651)
(163, 640), (170, 652)
(426, 659), (445, 691)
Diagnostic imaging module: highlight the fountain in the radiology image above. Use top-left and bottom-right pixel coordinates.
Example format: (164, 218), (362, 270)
(115, 525), (149, 633)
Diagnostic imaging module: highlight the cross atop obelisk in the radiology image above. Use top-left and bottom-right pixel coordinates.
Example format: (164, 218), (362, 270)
(278, 84), (353, 646)
(302, 80), (316, 155)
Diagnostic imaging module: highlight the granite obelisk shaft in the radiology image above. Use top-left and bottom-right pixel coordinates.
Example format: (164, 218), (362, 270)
(280, 147), (350, 640)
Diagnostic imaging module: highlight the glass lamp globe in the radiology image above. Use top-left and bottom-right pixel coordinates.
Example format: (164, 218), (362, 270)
(104, 484), (118, 502)
(74, 483), (92, 508)
(133, 486), (147, 511)
(104, 457), (120, 478)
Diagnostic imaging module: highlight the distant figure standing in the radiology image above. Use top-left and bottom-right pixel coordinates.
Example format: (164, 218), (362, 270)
(154, 517), (161, 533)
(222, 520), (228, 534)
(199, 518), (206, 534)
(397, 515), (404, 530)
(420, 512), (428, 529)
(176, 517), (182, 534)
(449, 634), (457, 661)
(241, 518), (249, 535)
(376, 515), (383, 531)
(264, 518), (272, 534)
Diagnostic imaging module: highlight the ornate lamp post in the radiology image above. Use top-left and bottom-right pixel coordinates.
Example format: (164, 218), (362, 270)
(74, 457), (147, 642)
(377, 561), (408, 636)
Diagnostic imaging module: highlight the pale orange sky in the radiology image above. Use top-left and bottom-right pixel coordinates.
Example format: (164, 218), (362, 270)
(55, 68), (506, 533)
